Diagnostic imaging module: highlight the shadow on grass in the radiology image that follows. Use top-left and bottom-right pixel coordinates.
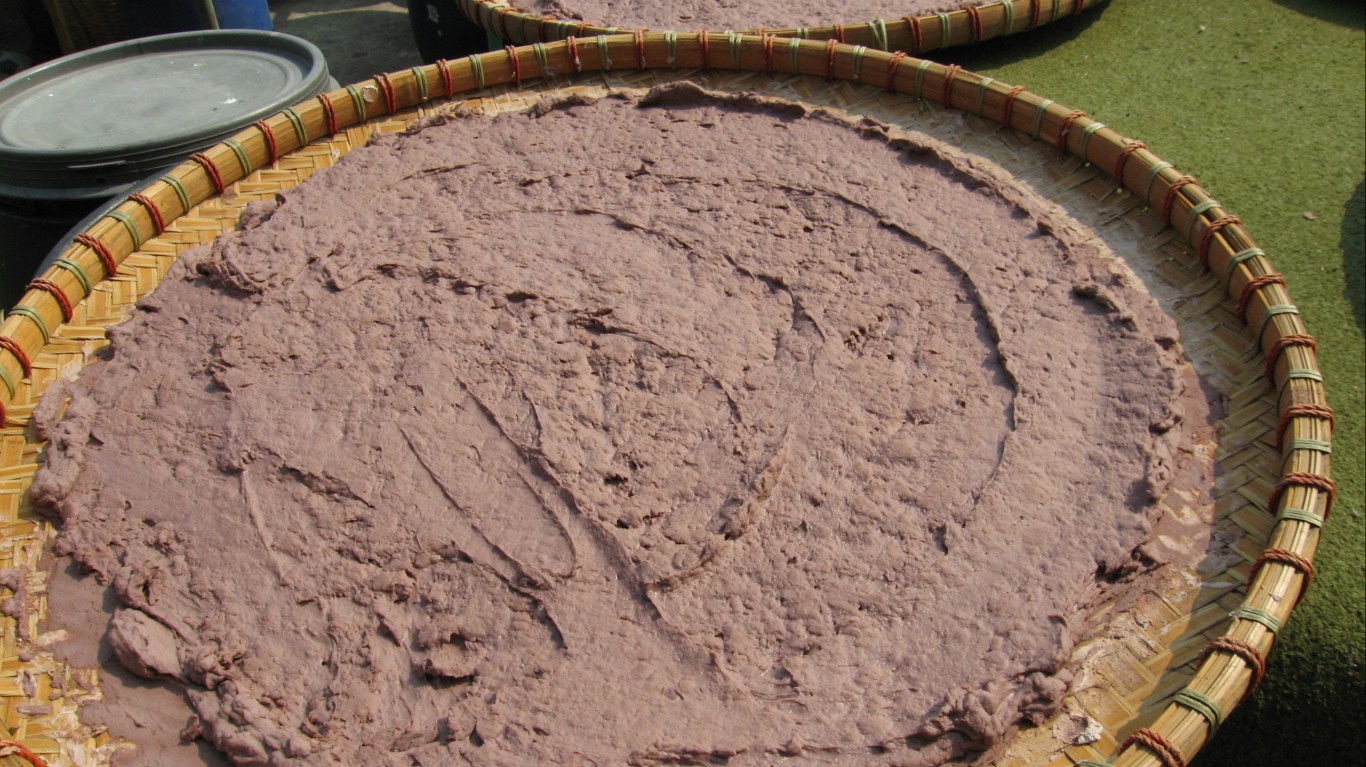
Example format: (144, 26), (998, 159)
(934, 1), (1108, 70)
(1345, 179), (1364, 333)
(1271, 0), (1365, 29)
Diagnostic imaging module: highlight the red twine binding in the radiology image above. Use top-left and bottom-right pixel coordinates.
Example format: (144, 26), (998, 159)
(696, 31), (710, 68)
(503, 47), (522, 85)
(374, 72), (398, 113)
(256, 119), (279, 163)
(1122, 727), (1187, 767)
(75, 233), (117, 278)
(129, 192), (166, 234)
(190, 152), (224, 194)
(1001, 84), (1027, 128)
(1268, 471), (1336, 520)
(1030, 0), (1044, 28)
(0, 739), (49, 767)
(762, 34), (776, 74)
(967, 5), (984, 42)
(1249, 548), (1316, 606)
(567, 36), (583, 73)
(1075, 0), (1089, 15)
(1112, 140), (1146, 187)
(493, 5), (510, 39)
(436, 59), (455, 98)
(1237, 273), (1286, 323)
(27, 279), (73, 322)
(834, 24), (846, 44)
(317, 93), (338, 135)
(635, 30), (648, 68)
(824, 39), (838, 79)
(1198, 215), (1242, 268)
(1198, 636), (1267, 703)
(0, 400), (6, 429)
(886, 51), (907, 91)
(906, 15), (923, 53)
(940, 64), (962, 107)
(1264, 332), (1315, 380)
(1160, 175), (1198, 223)
(1056, 109), (1086, 154)
(0, 336), (32, 379)
(1276, 403), (1334, 450)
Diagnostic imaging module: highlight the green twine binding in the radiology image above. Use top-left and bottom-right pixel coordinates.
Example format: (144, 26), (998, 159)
(727, 31), (743, 67)
(411, 66), (430, 101)
(159, 174), (192, 215)
(1078, 121), (1105, 161)
(795, 27), (809, 39)
(283, 107), (308, 146)
(1279, 368), (1325, 400)
(850, 45), (868, 81)
(222, 138), (251, 176)
(1030, 98), (1054, 138)
(937, 13), (952, 49)
(1184, 198), (1222, 243)
(788, 37), (802, 73)
(8, 306), (50, 344)
(1142, 161), (1174, 208)
(662, 32), (677, 68)
(1254, 304), (1300, 346)
(1075, 760), (1115, 767)
(106, 209), (142, 250)
(54, 258), (92, 296)
(467, 55), (486, 88)
(0, 360), (15, 399)
(346, 84), (368, 121)
(913, 59), (933, 100)
(1222, 247), (1265, 292)
(1001, 0), (1015, 34)
(1174, 688), (1224, 732)
(975, 76), (995, 115)
(1051, 0), (1064, 21)
(1232, 605), (1283, 634)
(532, 42), (550, 74)
(596, 35), (612, 70)
(1285, 438), (1332, 457)
(1277, 507), (1325, 528)
(868, 19), (889, 50)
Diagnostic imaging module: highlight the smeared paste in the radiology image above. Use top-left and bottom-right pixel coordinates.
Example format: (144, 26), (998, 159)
(521, 1), (970, 31)
(35, 84), (1201, 766)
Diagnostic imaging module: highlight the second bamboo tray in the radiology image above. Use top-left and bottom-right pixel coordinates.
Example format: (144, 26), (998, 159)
(458, 0), (1108, 55)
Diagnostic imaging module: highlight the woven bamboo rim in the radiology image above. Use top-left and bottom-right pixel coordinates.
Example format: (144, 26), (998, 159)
(0, 34), (1331, 767)
(457, 0), (1105, 53)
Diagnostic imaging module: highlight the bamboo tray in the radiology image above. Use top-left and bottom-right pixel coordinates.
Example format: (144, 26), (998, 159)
(457, 0), (1107, 55)
(0, 33), (1333, 767)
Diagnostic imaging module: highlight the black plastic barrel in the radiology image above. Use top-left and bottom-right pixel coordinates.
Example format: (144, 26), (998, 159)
(0, 30), (332, 309)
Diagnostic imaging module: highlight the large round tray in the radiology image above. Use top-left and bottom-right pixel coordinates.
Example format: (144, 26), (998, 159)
(0, 33), (1332, 767)
(457, 0), (1107, 55)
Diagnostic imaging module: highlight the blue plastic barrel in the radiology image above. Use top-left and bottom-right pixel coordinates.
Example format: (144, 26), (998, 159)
(119, 0), (273, 36)
(212, 0), (273, 31)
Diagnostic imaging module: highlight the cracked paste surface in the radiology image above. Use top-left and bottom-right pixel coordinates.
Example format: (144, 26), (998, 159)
(35, 85), (1200, 767)
(519, 1), (969, 32)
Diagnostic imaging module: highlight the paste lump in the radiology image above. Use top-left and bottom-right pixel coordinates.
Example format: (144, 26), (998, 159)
(521, 1), (969, 32)
(34, 84), (1193, 766)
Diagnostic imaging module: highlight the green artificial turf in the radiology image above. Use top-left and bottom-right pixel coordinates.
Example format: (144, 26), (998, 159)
(941, 1), (1364, 763)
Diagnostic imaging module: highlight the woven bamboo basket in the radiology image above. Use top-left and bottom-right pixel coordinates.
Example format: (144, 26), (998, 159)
(457, 0), (1105, 54)
(41, 0), (125, 53)
(0, 33), (1333, 767)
